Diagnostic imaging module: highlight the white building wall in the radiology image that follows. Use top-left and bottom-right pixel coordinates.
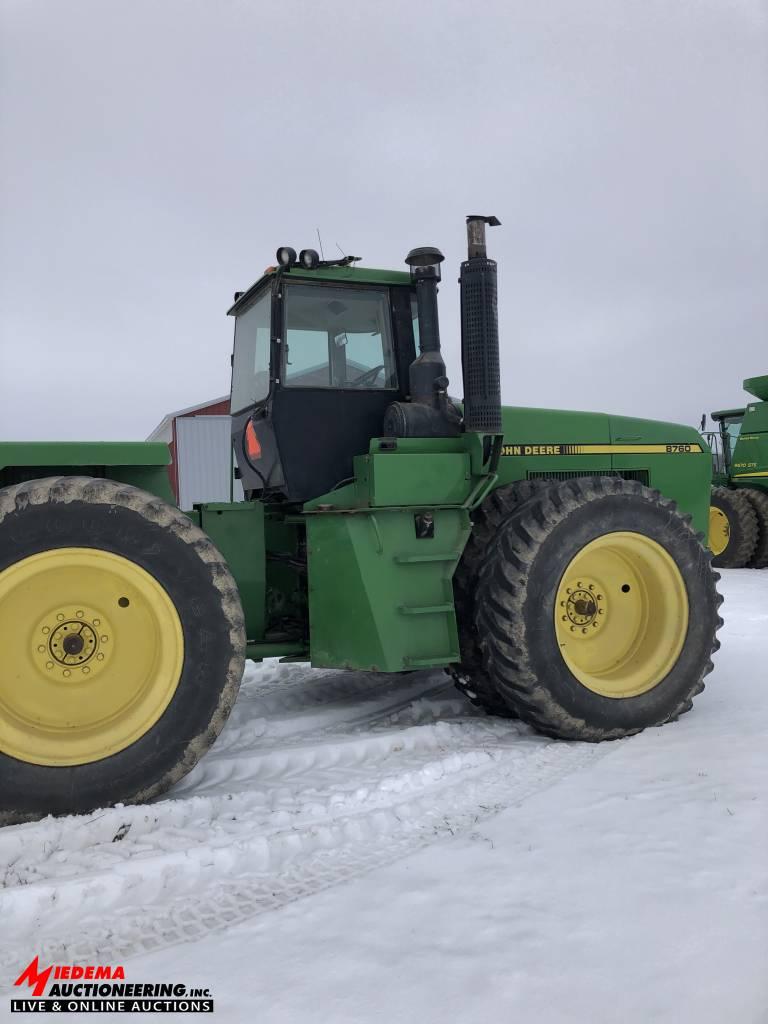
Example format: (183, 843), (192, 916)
(176, 415), (244, 509)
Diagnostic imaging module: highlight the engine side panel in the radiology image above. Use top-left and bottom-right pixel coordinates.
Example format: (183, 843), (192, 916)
(494, 406), (710, 536)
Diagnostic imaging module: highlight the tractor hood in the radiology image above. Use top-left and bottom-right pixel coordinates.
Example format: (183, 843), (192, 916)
(499, 406), (705, 453)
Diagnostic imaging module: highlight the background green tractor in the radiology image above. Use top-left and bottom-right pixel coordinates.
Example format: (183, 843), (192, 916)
(0, 217), (722, 824)
(704, 375), (768, 568)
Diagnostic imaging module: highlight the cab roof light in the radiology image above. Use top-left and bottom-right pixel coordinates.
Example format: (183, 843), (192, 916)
(299, 248), (320, 270)
(276, 246), (297, 267)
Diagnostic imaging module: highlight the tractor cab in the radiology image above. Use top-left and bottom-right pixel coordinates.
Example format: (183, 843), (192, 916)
(228, 258), (419, 502)
(229, 219), (502, 505)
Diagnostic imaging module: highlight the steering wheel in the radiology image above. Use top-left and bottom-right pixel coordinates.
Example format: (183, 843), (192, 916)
(348, 364), (385, 387)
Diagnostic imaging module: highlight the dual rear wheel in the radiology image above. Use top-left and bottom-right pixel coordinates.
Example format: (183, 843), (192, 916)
(452, 477), (722, 740)
(709, 486), (768, 568)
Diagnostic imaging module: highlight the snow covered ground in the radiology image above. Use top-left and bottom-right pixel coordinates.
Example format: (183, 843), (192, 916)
(1, 569), (766, 1022)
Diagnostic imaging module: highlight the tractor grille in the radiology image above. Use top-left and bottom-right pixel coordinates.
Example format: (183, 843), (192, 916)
(527, 469), (650, 485)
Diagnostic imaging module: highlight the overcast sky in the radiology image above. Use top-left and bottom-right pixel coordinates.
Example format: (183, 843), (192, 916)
(1, 0), (766, 441)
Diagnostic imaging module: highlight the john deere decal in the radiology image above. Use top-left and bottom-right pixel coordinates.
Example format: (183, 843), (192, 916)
(501, 443), (703, 456)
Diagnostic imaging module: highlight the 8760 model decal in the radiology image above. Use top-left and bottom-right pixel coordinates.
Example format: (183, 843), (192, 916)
(501, 443), (703, 456)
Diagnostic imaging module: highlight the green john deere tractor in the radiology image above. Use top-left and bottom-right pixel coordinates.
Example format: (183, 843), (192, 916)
(704, 375), (768, 568)
(0, 217), (723, 823)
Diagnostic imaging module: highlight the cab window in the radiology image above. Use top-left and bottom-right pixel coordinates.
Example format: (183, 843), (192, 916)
(283, 284), (397, 389)
(231, 288), (271, 413)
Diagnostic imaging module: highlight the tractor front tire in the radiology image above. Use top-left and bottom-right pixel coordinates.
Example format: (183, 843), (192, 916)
(0, 476), (246, 824)
(475, 477), (722, 741)
(709, 486), (758, 568)
(742, 489), (768, 569)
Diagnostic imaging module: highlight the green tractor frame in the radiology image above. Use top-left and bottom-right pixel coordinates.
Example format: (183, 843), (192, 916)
(0, 217), (723, 824)
(704, 375), (768, 568)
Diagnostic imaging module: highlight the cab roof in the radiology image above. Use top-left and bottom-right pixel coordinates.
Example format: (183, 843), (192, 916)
(711, 408), (745, 421)
(227, 264), (412, 316)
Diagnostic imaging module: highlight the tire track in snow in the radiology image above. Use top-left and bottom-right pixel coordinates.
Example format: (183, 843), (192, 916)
(0, 662), (612, 978)
(205, 670), (451, 758)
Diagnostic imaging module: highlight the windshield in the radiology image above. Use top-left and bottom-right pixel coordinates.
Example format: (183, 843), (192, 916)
(282, 284), (397, 389)
(231, 288), (271, 413)
(723, 417), (743, 456)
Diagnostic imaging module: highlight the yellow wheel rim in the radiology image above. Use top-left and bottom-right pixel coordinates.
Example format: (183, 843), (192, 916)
(553, 532), (689, 698)
(709, 505), (730, 557)
(0, 548), (184, 766)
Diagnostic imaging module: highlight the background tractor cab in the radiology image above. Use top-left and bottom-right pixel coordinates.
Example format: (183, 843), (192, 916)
(703, 375), (768, 569)
(703, 376), (768, 485)
(705, 408), (745, 479)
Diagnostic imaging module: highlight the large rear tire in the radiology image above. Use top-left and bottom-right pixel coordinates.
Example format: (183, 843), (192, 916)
(709, 486), (758, 568)
(0, 476), (246, 824)
(474, 477), (722, 741)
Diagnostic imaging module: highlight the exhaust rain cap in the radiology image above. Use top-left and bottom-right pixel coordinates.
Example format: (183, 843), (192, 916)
(465, 215), (501, 259)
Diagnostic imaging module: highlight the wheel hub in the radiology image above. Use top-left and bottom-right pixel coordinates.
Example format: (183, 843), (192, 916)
(33, 605), (112, 681)
(709, 505), (730, 557)
(553, 532), (689, 698)
(560, 578), (606, 634)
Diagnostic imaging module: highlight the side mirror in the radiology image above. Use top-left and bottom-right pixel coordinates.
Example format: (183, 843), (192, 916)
(700, 414), (706, 432)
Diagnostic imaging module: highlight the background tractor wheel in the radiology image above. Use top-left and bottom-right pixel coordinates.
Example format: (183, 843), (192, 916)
(709, 486), (758, 568)
(0, 476), (246, 825)
(474, 476), (722, 741)
(451, 479), (549, 717)
(742, 489), (768, 568)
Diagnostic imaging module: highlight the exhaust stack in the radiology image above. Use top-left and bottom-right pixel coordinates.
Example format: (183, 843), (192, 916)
(405, 246), (446, 405)
(460, 215), (502, 434)
(382, 245), (460, 438)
